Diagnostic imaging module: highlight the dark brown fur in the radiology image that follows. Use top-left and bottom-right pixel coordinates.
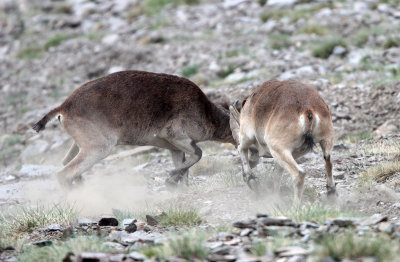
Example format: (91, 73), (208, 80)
(33, 70), (235, 188)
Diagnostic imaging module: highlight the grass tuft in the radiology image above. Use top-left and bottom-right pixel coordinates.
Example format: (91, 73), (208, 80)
(0, 204), (77, 234)
(159, 205), (203, 227)
(18, 236), (110, 262)
(44, 34), (72, 50)
(143, 0), (200, 15)
(299, 24), (327, 36)
(273, 203), (357, 224)
(315, 232), (395, 261)
(16, 46), (43, 60)
(358, 161), (400, 188)
(382, 38), (399, 49)
(343, 130), (373, 143)
(269, 34), (291, 50)
(312, 39), (347, 59)
(181, 64), (199, 77)
(140, 230), (209, 260)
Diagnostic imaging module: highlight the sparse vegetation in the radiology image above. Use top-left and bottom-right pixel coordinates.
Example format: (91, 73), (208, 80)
(315, 232), (395, 261)
(44, 34), (72, 50)
(159, 205), (203, 227)
(312, 38), (347, 59)
(217, 65), (236, 78)
(181, 63), (199, 77)
(16, 46), (43, 60)
(140, 230), (209, 260)
(0, 204), (77, 234)
(18, 236), (110, 262)
(358, 161), (400, 187)
(143, 0), (200, 15)
(250, 240), (268, 256)
(343, 130), (373, 143)
(382, 38), (399, 49)
(299, 24), (327, 36)
(269, 33), (291, 50)
(273, 203), (358, 224)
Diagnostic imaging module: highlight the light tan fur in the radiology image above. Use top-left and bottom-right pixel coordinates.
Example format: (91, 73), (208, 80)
(230, 80), (335, 201)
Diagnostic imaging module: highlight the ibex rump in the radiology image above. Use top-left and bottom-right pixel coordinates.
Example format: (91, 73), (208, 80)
(230, 79), (335, 201)
(32, 71), (234, 189)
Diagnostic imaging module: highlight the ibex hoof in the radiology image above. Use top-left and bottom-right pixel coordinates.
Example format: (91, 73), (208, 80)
(247, 175), (260, 192)
(326, 185), (337, 198)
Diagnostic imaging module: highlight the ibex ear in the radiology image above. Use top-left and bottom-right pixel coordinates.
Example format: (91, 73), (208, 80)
(229, 105), (240, 124)
(229, 105), (240, 146)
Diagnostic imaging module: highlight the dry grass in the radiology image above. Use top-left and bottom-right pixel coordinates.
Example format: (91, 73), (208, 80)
(361, 139), (400, 158)
(314, 232), (396, 261)
(140, 230), (209, 260)
(358, 161), (400, 188)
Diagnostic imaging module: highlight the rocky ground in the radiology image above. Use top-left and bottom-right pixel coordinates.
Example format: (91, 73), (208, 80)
(1, 0), (400, 261)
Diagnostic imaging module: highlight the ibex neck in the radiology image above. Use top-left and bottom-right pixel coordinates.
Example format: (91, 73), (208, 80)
(209, 104), (236, 145)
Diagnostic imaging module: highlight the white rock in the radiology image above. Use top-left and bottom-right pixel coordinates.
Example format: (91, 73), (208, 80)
(102, 34), (120, 46)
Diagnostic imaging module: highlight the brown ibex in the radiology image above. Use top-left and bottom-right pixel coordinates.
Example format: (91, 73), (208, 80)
(229, 79), (335, 201)
(32, 70), (235, 189)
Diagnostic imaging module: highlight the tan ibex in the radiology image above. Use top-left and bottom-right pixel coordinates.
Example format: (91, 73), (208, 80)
(229, 79), (335, 201)
(32, 70), (235, 189)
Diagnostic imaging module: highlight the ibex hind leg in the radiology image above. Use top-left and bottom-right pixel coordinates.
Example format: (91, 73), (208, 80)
(62, 142), (79, 166)
(320, 139), (336, 199)
(169, 149), (189, 186)
(269, 146), (305, 204)
(165, 139), (202, 187)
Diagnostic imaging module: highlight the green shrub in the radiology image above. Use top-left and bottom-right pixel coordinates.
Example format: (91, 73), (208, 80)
(383, 38), (399, 49)
(44, 34), (72, 50)
(269, 34), (291, 50)
(181, 64), (199, 77)
(312, 39), (347, 59)
(16, 47), (43, 60)
(299, 24), (327, 35)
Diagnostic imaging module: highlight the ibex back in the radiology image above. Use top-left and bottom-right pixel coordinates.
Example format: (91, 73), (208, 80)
(230, 79), (335, 201)
(33, 71), (235, 189)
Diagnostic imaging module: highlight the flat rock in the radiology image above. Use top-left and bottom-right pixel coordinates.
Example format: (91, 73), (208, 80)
(357, 214), (388, 226)
(327, 218), (358, 227)
(233, 219), (256, 229)
(258, 217), (295, 227)
(275, 246), (308, 257)
(77, 218), (97, 226)
(122, 219), (137, 226)
(128, 251), (147, 261)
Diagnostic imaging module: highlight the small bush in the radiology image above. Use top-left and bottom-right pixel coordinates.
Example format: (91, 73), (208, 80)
(312, 39), (347, 59)
(299, 24), (327, 35)
(181, 64), (199, 77)
(141, 230), (209, 260)
(16, 46), (43, 60)
(315, 232), (395, 261)
(258, 0), (267, 6)
(159, 205), (202, 227)
(18, 236), (110, 262)
(217, 65), (236, 78)
(269, 34), (291, 50)
(44, 34), (71, 50)
(382, 38), (399, 49)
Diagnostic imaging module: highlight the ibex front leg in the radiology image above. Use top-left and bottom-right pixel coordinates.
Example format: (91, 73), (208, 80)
(238, 139), (259, 191)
